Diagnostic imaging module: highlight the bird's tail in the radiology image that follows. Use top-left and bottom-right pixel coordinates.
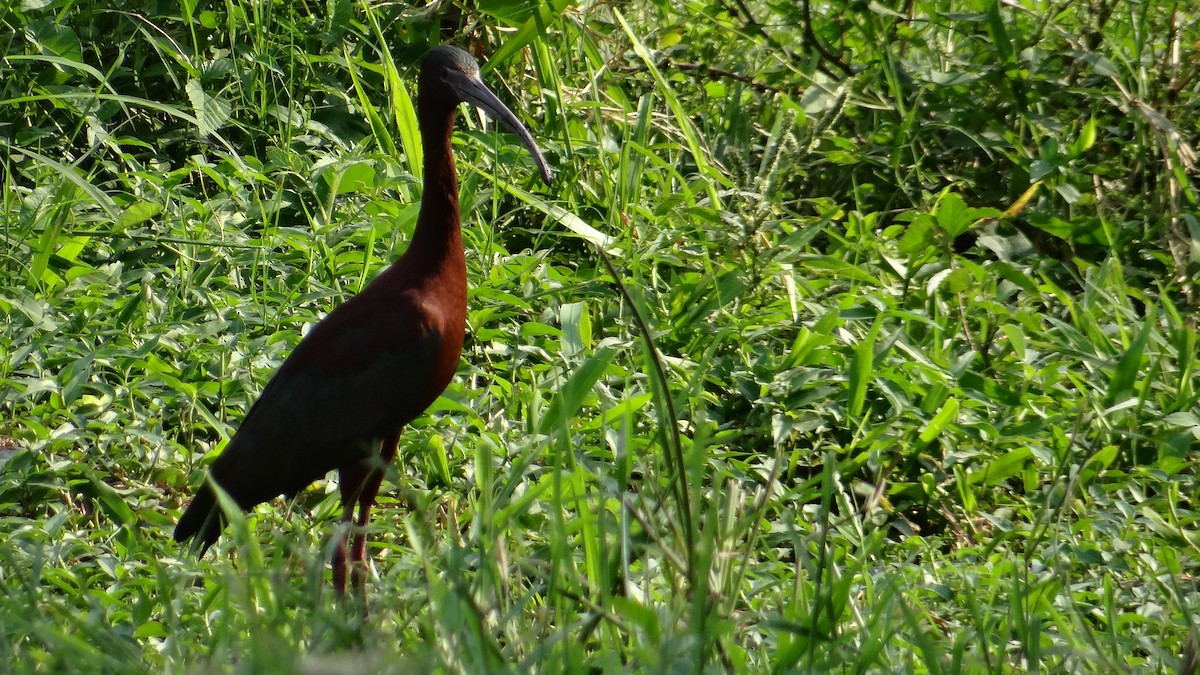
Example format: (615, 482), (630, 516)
(173, 484), (224, 555)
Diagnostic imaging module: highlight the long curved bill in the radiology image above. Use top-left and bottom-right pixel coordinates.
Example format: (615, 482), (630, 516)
(446, 69), (554, 185)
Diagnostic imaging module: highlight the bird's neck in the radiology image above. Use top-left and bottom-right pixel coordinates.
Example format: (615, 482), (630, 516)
(410, 109), (462, 259)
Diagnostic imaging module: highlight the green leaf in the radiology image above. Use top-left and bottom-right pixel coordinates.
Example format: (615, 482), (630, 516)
(1070, 116), (1098, 157)
(971, 447), (1033, 485)
(486, 0), (573, 73)
(597, 393), (652, 427)
(427, 433), (452, 487)
(985, 0), (1027, 111)
(185, 79), (231, 135)
(61, 353), (94, 406)
(325, 160), (377, 195)
(848, 318), (881, 419)
(918, 397), (959, 445)
(492, 179), (615, 251)
(539, 348), (615, 434)
(88, 474), (135, 525)
(477, 0), (540, 26)
(676, 271), (746, 330)
(1080, 445), (1118, 485)
(935, 193), (972, 238)
(1105, 306), (1156, 407)
(134, 622), (167, 639)
(26, 20), (83, 63)
(361, 9), (417, 175)
(899, 215), (935, 255)
(1000, 323), (1027, 361)
(115, 201), (162, 231)
(560, 301), (590, 356)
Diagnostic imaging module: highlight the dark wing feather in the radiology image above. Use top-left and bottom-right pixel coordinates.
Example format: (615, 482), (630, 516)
(174, 290), (443, 549)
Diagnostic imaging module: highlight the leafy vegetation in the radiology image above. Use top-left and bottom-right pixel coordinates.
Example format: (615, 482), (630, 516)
(2, 0), (1198, 672)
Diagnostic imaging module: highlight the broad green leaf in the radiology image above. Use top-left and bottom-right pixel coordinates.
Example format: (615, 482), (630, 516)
(27, 20), (83, 63)
(115, 201), (162, 231)
(325, 161), (376, 195)
(899, 214), (936, 255)
(185, 79), (231, 136)
(560, 301), (590, 356)
(971, 447), (1033, 485)
(1080, 445), (1118, 485)
(935, 193), (972, 238)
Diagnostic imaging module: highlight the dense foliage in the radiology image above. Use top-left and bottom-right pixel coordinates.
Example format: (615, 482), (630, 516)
(2, 0), (1198, 672)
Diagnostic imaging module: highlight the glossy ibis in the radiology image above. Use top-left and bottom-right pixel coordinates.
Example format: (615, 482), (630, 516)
(174, 45), (552, 594)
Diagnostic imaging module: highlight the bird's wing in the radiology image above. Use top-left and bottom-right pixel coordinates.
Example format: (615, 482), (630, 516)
(208, 292), (444, 506)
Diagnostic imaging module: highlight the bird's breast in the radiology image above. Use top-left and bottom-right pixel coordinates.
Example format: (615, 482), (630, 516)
(420, 285), (467, 406)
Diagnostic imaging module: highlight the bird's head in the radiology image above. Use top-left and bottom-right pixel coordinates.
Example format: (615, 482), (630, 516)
(420, 45), (553, 185)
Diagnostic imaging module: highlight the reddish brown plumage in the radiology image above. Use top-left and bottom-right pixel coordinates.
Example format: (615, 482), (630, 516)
(174, 45), (551, 594)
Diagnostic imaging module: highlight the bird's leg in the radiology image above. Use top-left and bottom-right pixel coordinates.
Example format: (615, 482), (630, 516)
(347, 433), (401, 594)
(333, 462), (370, 595)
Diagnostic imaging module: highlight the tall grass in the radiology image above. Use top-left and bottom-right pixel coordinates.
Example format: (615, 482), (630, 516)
(1, 0), (1198, 672)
